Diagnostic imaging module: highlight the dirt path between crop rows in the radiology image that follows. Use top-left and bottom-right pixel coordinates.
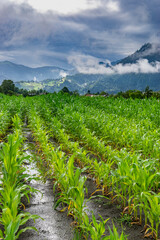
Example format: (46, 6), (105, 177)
(19, 177), (74, 240)
(19, 126), (74, 240)
(19, 125), (145, 240)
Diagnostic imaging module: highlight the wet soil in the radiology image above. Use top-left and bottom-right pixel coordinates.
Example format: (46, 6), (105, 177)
(20, 126), (145, 240)
(19, 179), (74, 240)
(85, 177), (145, 240)
(19, 127), (74, 240)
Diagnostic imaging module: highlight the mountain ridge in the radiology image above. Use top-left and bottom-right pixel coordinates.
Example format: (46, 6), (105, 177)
(0, 60), (71, 83)
(118, 42), (160, 64)
(1, 42), (160, 93)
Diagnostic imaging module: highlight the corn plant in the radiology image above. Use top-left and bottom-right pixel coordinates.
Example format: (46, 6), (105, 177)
(83, 213), (109, 240)
(107, 223), (127, 240)
(92, 159), (114, 195)
(0, 116), (40, 239)
(24, 94), (160, 239)
(144, 193), (160, 239)
(0, 186), (39, 240)
(53, 155), (87, 224)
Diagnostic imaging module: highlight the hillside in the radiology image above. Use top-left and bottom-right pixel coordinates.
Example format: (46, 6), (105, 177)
(15, 72), (160, 94)
(0, 61), (70, 83)
(7, 43), (160, 94)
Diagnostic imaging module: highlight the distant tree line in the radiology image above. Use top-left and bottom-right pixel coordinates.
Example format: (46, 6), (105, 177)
(1, 81), (159, 99)
(84, 86), (160, 99)
(0, 80), (48, 97)
(113, 86), (159, 99)
(60, 87), (109, 96)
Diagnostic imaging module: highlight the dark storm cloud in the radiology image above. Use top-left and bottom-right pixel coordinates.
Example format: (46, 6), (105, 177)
(0, 0), (159, 67)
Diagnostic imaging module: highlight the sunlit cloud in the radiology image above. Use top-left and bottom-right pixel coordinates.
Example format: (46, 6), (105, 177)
(8, 0), (100, 14)
(68, 53), (160, 74)
(106, 0), (120, 12)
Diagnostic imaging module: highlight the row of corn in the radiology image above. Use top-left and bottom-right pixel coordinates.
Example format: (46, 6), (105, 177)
(27, 103), (127, 239)
(28, 94), (160, 239)
(0, 115), (39, 239)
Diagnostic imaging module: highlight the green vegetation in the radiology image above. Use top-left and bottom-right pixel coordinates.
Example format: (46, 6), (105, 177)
(0, 114), (40, 239)
(14, 72), (160, 95)
(15, 76), (160, 99)
(0, 80), (47, 96)
(1, 93), (160, 239)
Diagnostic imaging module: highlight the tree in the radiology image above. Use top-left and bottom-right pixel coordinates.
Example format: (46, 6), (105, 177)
(100, 91), (106, 95)
(144, 86), (153, 98)
(60, 87), (70, 93)
(1, 80), (15, 95)
(22, 89), (28, 97)
(29, 89), (37, 96)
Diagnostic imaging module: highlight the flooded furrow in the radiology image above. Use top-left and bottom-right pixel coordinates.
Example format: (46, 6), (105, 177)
(19, 127), (74, 240)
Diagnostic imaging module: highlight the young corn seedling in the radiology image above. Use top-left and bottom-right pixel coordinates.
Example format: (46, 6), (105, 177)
(107, 223), (127, 240)
(131, 165), (158, 224)
(144, 193), (160, 239)
(0, 186), (39, 240)
(89, 214), (109, 240)
(79, 213), (110, 240)
(92, 159), (114, 195)
(0, 127), (40, 239)
(54, 155), (87, 225)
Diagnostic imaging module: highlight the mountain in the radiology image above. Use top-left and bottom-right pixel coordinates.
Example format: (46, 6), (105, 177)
(0, 61), (72, 83)
(87, 73), (160, 94)
(39, 43), (160, 94)
(5, 42), (160, 94)
(15, 72), (160, 95)
(118, 43), (160, 64)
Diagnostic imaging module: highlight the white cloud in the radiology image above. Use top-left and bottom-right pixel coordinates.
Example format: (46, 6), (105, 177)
(106, 0), (120, 12)
(0, 0), (159, 68)
(68, 53), (160, 74)
(114, 59), (160, 74)
(9, 0), (100, 14)
(59, 70), (68, 77)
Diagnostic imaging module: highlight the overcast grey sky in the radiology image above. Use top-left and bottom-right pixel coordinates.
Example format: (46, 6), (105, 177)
(0, 0), (159, 68)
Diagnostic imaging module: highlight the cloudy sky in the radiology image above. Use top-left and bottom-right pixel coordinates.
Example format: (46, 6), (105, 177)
(0, 0), (159, 68)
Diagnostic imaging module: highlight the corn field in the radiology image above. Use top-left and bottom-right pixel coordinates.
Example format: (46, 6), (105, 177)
(0, 92), (160, 239)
